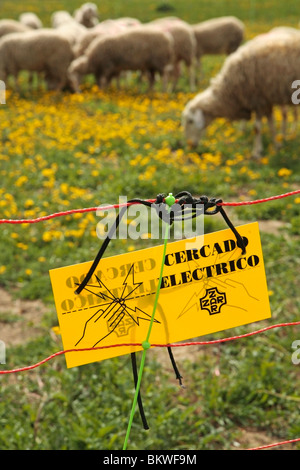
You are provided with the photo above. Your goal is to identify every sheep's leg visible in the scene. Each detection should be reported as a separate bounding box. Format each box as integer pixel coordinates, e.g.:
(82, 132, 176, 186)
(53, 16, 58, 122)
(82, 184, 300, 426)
(147, 70, 156, 93)
(50, 75, 67, 92)
(28, 72, 35, 90)
(195, 56, 202, 86)
(291, 106, 298, 133)
(161, 70, 169, 93)
(14, 75, 22, 94)
(267, 113, 280, 150)
(188, 60, 196, 92)
(281, 105, 287, 139)
(252, 115, 263, 159)
(171, 62, 181, 92)
(161, 65, 172, 93)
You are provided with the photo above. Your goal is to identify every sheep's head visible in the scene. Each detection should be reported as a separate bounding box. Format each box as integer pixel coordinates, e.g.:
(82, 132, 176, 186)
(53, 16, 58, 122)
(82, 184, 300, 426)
(182, 106, 207, 148)
(67, 56, 89, 92)
(82, 3, 99, 27)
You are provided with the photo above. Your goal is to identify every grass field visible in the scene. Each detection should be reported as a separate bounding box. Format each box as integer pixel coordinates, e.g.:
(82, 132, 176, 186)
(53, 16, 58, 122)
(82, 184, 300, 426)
(0, 0, 300, 451)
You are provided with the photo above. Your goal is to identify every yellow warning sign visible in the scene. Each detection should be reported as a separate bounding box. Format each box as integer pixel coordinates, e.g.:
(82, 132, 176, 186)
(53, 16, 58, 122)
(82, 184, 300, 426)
(49, 222, 271, 368)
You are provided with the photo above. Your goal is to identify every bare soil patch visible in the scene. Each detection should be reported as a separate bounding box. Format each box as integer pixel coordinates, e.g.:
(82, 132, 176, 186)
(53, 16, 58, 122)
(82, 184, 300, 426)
(0, 288, 47, 346)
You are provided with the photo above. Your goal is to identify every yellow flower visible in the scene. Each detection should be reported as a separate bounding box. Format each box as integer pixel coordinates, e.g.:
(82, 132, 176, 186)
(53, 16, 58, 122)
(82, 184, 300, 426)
(52, 326, 61, 335)
(42, 232, 52, 242)
(25, 269, 32, 276)
(278, 168, 292, 177)
(38, 256, 46, 262)
(17, 242, 28, 250)
(15, 175, 28, 187)
(0, 266, 6, 274)
(24, 199, 34, 208)
(248, 189, 257, 196)
(295, 197, 300, 204)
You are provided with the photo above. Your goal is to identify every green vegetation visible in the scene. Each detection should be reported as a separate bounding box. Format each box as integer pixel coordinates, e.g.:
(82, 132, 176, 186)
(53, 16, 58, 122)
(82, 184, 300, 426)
(0, 0, 299, 451)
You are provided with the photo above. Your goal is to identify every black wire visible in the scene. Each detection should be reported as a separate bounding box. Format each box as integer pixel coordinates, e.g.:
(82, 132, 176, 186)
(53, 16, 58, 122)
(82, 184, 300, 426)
(75, 193, 245, 295)
(167, 347, 184, 387)
(131, 352, 149, 430)
(218, 206, 246, 254)
(75, 198, 151, 295)
(73, 191, 246, 429)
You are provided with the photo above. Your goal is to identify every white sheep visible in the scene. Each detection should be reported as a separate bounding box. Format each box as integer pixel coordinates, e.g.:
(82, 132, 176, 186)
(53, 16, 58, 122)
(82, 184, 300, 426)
(51, 11, 74, 28)
(19, 12, 43, 29)
(191, 16, 245, 78)
(253, 27, 300, 135)
(112, 17, 141, 27)
(0, 29, 74, 91)
(51, 10, 87, 47)
(269, 26, 300, 36)
(73, 3, 99, 28)
(73, 20, 128, 57)
(148, 17, 197, 91)
(68, 26, 175, 93)
(182, 32, 300, 158)
(0, 19, 31, 38)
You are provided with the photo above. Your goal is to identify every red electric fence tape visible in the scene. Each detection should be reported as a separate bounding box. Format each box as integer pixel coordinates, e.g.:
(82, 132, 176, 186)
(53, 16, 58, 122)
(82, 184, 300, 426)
(0, 189, 299, 224)
(0, 188, 299, 450)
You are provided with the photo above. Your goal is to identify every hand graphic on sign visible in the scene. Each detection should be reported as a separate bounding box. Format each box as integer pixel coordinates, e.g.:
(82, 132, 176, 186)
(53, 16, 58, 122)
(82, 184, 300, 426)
(211, 277, 260, 313)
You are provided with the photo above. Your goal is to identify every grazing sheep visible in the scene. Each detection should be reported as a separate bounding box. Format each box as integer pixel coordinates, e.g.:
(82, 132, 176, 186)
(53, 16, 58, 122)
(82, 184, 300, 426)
(68, 27, 175, 92)
(74, 18, 142, 57)
(57, 22, 87, 47)
(182, 33, 300, 158)
(148, 17, 197, 91)
(19, 12, 43, 29)
(73, 2, 99, 28)
(0, 19, 31, 38)
(51, 10, 87, 46)
(112, 17, 142, 27)
(73, 20, 128, 57)
(0, 29, 74, 91)
(51, 11, 74, 28)
(191, 16, 245, 78)
(269, 25, 300, 36)
(254, 27, 300, 135)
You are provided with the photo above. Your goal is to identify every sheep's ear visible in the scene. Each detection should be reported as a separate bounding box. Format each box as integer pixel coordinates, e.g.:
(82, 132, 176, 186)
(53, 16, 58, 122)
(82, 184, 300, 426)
(194, 109, 205, 129)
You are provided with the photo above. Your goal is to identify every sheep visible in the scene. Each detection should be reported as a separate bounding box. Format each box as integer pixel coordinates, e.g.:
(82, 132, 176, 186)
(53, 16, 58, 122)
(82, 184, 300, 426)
(182, 33, 300, 159)
(0, 19, 31, 38)
(56, 22, 87, 47)
(269, 26, 300, 36)
(254, 27, 300, 135)
(68, 26, 175, 93)
(51, 10, 87, 47)
(148, 17, 197, 91)
(191, 16, 245, 79)
(0, 29, 74, 92)
(51, 11, 74, 28)
(73, 20, 128, 57)
(0, 19, 36, 87)
(73, 2, 99, 28)
(19, 12, 43, 29)
(73, 18, 143, 57)
(112, 17, 141, 27)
